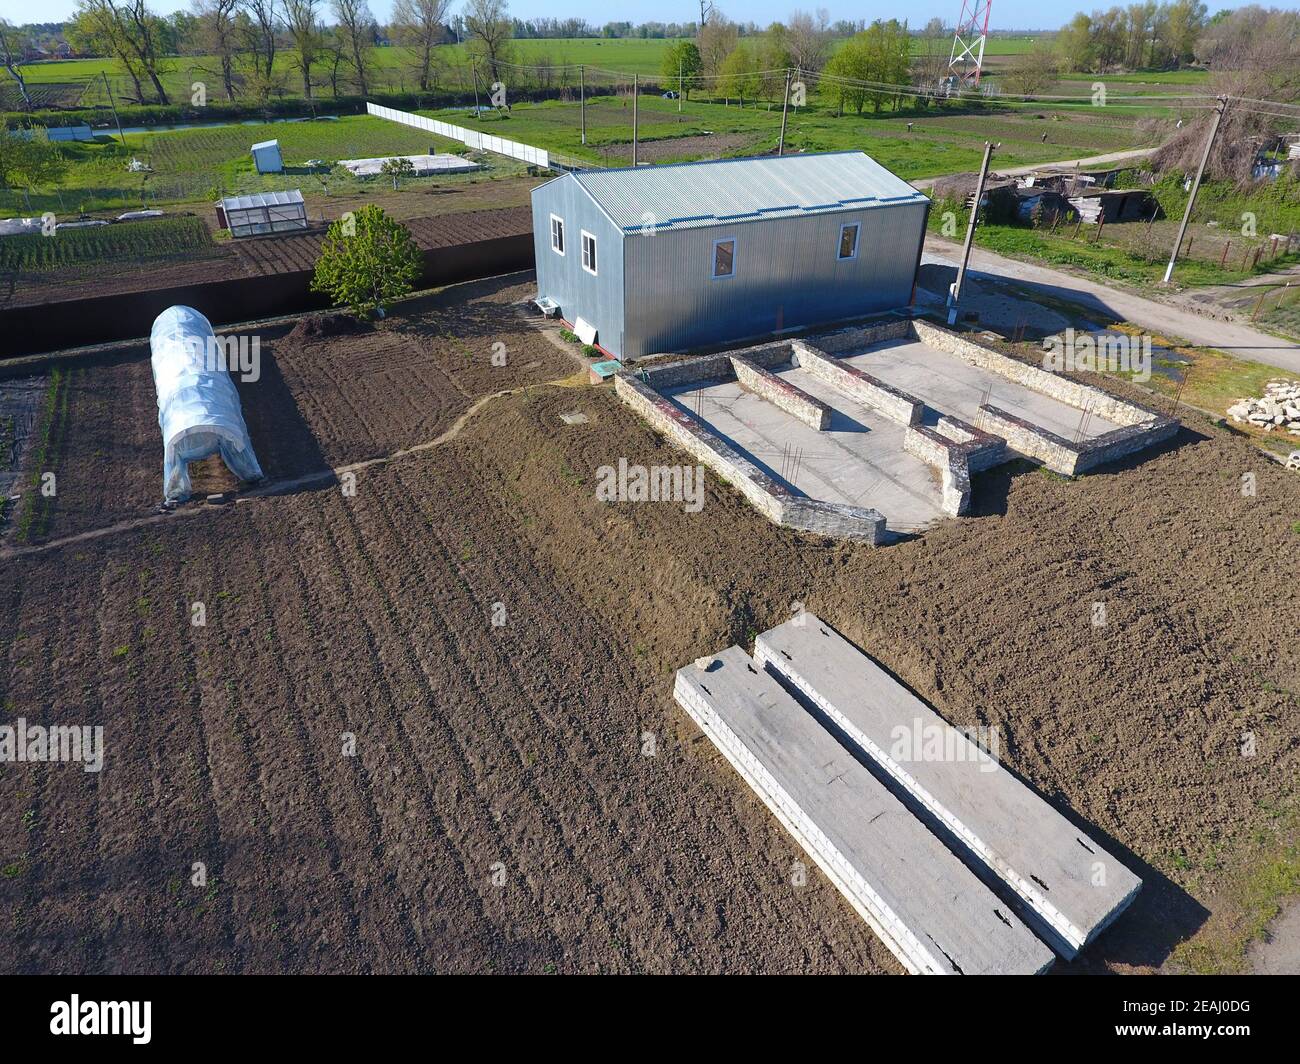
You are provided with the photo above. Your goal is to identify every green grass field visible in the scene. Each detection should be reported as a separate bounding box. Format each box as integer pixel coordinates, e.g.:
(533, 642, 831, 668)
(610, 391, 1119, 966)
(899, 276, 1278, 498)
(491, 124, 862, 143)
(0, 113, 530, 217)
(11, 35, 1056, 106)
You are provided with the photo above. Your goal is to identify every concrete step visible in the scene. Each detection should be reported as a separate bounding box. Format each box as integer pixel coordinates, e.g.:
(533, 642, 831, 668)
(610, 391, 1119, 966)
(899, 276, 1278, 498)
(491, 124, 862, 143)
(754, 614, 1141, 958)
(675, 647, 1055, 975)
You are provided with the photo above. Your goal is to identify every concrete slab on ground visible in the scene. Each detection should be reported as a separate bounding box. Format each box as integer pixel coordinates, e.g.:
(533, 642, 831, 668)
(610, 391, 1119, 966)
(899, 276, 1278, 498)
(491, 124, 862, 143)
(675, 646, 1055, 975)
(663, 368, 948, 533)
(755, 614, 1142, 959)
(839, 338, 1122, 441)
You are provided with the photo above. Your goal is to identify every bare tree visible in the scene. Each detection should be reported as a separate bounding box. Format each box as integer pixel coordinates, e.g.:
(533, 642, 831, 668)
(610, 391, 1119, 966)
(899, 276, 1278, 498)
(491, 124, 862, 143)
(1154, 5, 1300, 183)
(786, 7, 830, 74)
(284, 0, 322, 99)
(697, 14, 737, 81)
(240, 0, 279, 82)
(463, 0, 511, 84)
(75, 0, 171, 104)
(0, 19, 32, 109)
(392, 0, 451, 92)
(193, 0, 241, 101)
(914, 16, 951, 97)
(331, 0, 375, 96)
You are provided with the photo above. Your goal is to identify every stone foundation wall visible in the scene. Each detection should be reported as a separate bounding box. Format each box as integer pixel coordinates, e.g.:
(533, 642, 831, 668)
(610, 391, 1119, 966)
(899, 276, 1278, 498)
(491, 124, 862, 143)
(732, 357, 830, 430)
(793, 342, 922, 426)
(614, 372, 885, 543)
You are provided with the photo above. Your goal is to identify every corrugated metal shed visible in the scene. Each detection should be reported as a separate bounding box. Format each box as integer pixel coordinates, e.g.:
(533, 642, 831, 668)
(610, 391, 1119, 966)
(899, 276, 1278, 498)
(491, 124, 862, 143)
(569, 151, 927, 233)
(531, 151, 929, 361)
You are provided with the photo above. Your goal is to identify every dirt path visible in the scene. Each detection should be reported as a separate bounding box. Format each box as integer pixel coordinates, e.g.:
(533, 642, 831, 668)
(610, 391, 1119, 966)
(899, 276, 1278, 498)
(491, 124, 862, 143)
(923, 235, 1300, 373)
(910, 147, 1157, 191)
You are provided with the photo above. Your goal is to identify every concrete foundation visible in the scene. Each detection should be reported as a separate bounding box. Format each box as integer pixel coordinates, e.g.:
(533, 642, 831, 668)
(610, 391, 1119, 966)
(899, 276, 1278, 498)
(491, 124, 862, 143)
(615, 318, 1177, 539)
(675, 647, 1056, 975)
(755, 614, 1143, 958)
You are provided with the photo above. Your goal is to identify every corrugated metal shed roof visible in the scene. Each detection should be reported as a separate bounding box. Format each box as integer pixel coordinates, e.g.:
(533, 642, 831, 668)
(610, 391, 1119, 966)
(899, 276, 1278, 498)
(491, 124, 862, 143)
(570, 151, 926, 234)
(219, 189, 305, 211)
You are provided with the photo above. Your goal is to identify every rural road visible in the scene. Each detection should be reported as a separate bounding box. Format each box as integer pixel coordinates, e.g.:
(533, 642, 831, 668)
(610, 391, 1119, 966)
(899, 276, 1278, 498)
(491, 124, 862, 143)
(922, 236, 1300, 374)
(910, 147, 1157, 191)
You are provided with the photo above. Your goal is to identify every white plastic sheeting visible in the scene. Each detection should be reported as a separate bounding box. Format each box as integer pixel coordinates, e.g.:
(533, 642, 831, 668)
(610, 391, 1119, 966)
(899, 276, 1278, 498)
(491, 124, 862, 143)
(150, 305, 264, 502)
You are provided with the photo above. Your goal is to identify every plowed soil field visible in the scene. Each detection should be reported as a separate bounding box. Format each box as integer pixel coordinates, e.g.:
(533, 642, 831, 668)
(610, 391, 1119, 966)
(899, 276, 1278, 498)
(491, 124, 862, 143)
(2, 280, 1298, 974)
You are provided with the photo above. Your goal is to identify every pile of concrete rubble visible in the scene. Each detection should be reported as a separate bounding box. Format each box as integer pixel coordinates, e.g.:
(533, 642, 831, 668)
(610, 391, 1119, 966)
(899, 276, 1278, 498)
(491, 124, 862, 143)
(1227, 379, 1300, 435)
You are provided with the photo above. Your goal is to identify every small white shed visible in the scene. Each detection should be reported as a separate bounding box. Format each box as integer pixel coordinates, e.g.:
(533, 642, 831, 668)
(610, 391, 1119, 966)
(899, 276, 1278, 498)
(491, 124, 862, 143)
(251, 139, 284, 174)
(217, 190, 309, 238)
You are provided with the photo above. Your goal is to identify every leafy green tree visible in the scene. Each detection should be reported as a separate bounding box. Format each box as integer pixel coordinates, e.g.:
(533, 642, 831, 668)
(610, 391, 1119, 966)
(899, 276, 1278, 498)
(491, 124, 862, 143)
(380, 156, 416, 190)
(0, 130, 68, 205)
(661, 39, 701, 99)
(719, 45, 758, 107)
(311, 205, 422, 320)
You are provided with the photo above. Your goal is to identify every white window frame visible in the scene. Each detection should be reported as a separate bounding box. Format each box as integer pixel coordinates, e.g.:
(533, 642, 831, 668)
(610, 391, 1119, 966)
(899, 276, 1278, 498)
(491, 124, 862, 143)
(711, 236, 737, 280)
(550, 213, 565, 256)
(580, 229, 598, 276)
(837, 222, 860, 262)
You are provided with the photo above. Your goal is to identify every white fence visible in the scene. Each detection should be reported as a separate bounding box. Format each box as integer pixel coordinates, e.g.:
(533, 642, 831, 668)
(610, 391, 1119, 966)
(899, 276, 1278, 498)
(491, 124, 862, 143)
(367, 102, 550, 169)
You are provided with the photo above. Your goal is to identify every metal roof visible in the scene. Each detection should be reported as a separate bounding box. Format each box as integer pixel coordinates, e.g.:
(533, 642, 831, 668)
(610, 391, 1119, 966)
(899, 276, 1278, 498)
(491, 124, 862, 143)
(569, 151, 926, 234)
(219, 189, 305, 211)
(250, 139, 280, 151)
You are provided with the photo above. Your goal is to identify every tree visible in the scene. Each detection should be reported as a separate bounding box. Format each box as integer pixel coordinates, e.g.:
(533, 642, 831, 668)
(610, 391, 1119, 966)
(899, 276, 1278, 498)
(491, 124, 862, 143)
(786, 7, 830, 74)
(392, 0, 451, 92)
(240, 0, 279, 87)
(660, 38, 701, 99)
(193, 0, 242, 102)
(914, 17, 950, 100)
(331, 0, 375, 96)
(697, 13, 737, 83)
(0, 130, 68, 205)
(283, 0, 322, 100)
(1004, 38, 1060, 96)
(380, 155, 416, 189)
(311, 205, 422, 319)
(463, 0, 512, 84)
(72, 0, 171, 104)
(0, 20, 33, 110)
(719, 45, 757, 106)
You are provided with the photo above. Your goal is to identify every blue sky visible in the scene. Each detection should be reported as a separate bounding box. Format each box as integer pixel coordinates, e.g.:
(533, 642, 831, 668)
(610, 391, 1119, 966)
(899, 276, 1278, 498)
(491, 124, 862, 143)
(1, 0, 1251, 33)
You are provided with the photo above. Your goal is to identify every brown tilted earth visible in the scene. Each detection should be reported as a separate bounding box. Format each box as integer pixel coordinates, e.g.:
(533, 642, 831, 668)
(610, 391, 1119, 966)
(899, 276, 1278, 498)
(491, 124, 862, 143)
(1, 277, 1298, 973)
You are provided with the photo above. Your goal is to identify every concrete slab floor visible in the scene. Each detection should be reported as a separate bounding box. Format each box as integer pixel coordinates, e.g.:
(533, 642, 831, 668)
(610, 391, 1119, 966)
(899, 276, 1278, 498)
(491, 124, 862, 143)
(663, 367, 948, 534)
(841, 339, 1123, 442)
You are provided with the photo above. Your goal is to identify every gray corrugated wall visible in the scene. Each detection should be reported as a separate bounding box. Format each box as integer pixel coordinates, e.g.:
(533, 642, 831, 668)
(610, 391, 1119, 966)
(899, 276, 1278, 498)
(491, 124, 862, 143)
(531, 174, 625, 353)
(621, 201, 928, 359)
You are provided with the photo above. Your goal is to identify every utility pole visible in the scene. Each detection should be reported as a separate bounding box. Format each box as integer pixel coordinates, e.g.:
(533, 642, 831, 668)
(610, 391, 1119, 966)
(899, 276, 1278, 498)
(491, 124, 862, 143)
(1163, 95, 1227, 285)
(471, 60, 481, 118)
(778, 68, 791, 156)
(102, 72, 125, 146)
(580, 65, 586, 145)
(948, 140, 996, 326)
(678, 56, 683, 112)
(632, 73, 639, 167)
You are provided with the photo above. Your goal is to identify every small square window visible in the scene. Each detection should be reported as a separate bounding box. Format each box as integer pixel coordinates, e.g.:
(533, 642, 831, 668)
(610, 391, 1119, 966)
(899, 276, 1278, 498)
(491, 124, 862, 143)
(712, 238, 735, 279)
(838, 223, 860, 261)
(550, 214, 564, 255)
(581, 231, 597, 275)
